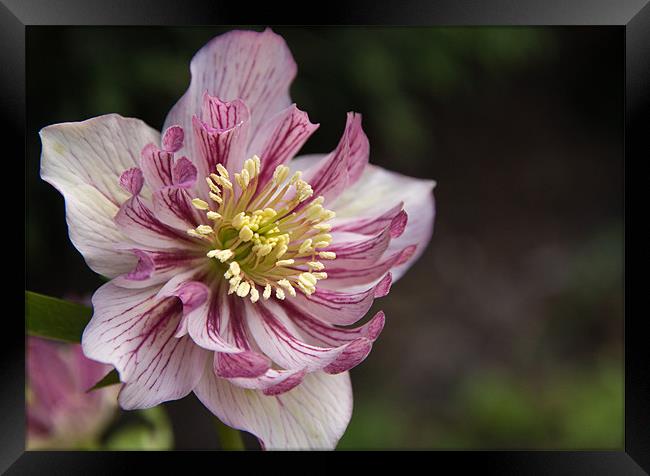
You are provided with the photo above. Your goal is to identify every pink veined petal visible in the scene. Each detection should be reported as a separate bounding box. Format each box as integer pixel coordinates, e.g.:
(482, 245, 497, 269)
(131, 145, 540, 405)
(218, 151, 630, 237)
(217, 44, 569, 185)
(194, 367, 352, 450)
(114, 195, 197, 249)
(327, 226, 394, 270)
(82, 282, 208, 410)
(281, 301, 386, 348)
(339, 112, 369, 184)
(245, 299, 377, 374)
(163, 29, 297, 171)
(119, 167, 144, 196)
(192, 116, 250, 202)
(140, 143, 175, 191)
(249, 104, 319, 187)
(112, 247, 205, 289)
(289, 272, 392, 326)
(171, 156, 198, 188)
(192, 95, 251, 184)
(331, 202, 406, 237)
(162, 125, 185, 153)
(299, 121, 351, 207)
(152, 186, 205, 231)
(291, 111, 369, 193)
(225, 366, 308, 396)
(185, 283, 254, 354)
(40, 114, 160, 277)
(330, 164, 436, 281)
(323, 244, 416, 288)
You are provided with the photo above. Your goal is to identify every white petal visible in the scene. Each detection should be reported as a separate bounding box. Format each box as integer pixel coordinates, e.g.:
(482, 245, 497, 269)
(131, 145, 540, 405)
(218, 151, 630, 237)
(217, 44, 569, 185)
(40, 114, 160, 277)
(82, 282, 207, 409)
(163, 29, 296, 170)
(331, 164, 436, 281)
(194, 367, 352, 450)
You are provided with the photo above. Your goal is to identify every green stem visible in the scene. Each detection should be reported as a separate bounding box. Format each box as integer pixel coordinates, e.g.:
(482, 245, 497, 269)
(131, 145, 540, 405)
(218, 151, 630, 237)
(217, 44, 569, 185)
(214, 418, 245, 450)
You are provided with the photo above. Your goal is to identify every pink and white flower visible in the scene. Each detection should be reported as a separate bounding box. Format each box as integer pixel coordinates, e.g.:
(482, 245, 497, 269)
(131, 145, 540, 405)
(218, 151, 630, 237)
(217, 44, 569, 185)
(27, 337, 118, 449)
(40, 28, 435, 449)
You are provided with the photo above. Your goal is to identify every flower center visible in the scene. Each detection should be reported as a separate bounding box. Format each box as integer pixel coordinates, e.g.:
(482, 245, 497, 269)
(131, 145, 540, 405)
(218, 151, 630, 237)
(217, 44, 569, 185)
(187, 156, 337, 303)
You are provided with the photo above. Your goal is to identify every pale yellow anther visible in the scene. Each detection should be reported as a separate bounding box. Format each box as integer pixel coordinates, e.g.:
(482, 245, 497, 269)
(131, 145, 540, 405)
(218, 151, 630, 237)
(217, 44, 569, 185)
(250, 286, 260, 303)
(276, 259, 295, 267)
(244, 158, 257, 179)
(239, 225, 254, 242)
(209, 192, 223, 204)
(196, 225, 214, 235)
(228, 276, 241, 294)
(299, 239, 313, 254)
(192, 198, 210, 210)
(273, 165, 290, 184)
(290, 171, 302, 184)
(224, 270, 233, 279)
(278, 279, 297, 297)
(231, 212, 247, 229)
(263, 284, 272, 300)
(312, 272, 328, 280)
(256, 244, 273, 257)
(275, 288, 286, 300)
(299, 273, 318, 286)
(306, 204, 324, 220)
(313, 223, 332, 232)
(208, 249, 234, 262)
(216, 164, 229, 179)
(307, 261, 325, 270)
(296, 281, 315, 296)
(319, 251, 336, 260)
(236, 281, 251, 298)
(229, 261, 241, 277)
(187, 229, 210, 240)
(320, 210, 336, 221)
(206, 176, 220, 193)
(207, 211, 222, 220)
(274, 244, 288, 259)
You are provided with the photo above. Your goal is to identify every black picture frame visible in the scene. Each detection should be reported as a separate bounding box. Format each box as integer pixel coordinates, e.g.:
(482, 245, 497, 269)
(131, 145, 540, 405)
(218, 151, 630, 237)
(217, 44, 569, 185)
(6, 0, 648, 473)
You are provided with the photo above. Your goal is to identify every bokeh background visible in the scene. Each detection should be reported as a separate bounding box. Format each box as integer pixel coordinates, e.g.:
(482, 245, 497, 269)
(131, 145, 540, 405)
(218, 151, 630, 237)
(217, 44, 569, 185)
(26, 26, 623, 450)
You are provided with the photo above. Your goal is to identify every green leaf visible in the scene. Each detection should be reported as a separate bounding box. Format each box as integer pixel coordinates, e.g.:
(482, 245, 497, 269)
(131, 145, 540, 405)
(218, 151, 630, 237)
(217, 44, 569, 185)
(87, 369, 121, 393)
(25, 291, 92, 343)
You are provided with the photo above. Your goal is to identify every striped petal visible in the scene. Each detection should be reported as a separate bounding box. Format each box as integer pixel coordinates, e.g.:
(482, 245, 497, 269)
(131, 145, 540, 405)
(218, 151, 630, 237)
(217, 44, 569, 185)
(194, 368, 352, 450)
(40, 114, 160, 277)
(82, 282, 208, 409)
(330, 164, 436, 281)
(164, 29, 296, 173)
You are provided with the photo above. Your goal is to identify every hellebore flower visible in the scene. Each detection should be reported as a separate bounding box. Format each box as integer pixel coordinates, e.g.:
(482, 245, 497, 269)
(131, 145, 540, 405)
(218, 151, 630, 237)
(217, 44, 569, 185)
(27, 337, 118, 449)
(40, 29, 435, 449)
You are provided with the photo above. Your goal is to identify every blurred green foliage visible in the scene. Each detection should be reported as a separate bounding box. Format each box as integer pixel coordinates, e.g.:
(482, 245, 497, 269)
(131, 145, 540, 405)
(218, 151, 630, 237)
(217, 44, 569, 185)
(103, 407, 173, 450)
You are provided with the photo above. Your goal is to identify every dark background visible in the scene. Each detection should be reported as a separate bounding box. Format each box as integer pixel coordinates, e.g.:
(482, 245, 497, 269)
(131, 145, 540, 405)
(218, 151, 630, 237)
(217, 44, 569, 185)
(26, 26, 623, 449)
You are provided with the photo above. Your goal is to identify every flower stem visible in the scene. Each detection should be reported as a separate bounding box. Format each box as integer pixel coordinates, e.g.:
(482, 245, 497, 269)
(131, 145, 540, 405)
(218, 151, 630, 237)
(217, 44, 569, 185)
(214, 418, 245, 450)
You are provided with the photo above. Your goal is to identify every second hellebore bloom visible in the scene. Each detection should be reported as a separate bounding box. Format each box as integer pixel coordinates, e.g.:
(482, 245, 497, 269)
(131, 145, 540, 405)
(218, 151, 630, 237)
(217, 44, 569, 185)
(40, 29, 435, 449)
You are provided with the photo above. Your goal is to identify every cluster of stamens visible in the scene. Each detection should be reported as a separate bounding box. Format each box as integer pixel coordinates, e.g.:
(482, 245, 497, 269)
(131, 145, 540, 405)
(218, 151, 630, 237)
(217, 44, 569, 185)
(187, 155, 337, 303)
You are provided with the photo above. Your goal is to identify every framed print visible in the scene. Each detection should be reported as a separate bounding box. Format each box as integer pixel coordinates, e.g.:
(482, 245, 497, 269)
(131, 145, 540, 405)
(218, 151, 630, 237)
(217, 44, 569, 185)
(4, 0, 649, 473)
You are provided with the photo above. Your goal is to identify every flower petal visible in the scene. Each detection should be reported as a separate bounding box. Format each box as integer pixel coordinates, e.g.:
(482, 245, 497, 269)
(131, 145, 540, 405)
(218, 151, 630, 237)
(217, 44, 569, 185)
(114, 195, 196, 249)
(82, 282, 207, 409)
(194, 368, 352, 450)
(164, 29, 296, 170)
(245, 299, 375, 373)
(112, 247, 205, 289)
(330, 164, 436, 281)
(249, 104, 319, 186)
(290, 273, 392, 326)
(40, 114, 160, 277)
